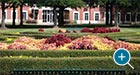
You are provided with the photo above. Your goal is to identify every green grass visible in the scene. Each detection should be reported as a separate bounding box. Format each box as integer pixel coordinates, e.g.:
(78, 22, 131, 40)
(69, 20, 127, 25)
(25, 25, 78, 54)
(1, 26, 140, 43)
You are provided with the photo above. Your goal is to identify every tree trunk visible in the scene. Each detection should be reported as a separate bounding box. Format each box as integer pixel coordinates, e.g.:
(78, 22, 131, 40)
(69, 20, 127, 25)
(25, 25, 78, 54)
(58, 7, 65, 27)
(135, 13, 137, 23)
(53, 7, 58, 28)
(12, 4, 16, 27)
(110, 2, 113, 26)
(1, 1, 7, 29)
(121, 8, 125, 23)
(131, 11, 135, 23)
(19, 4, 23, 27)
(105, 2, 109, 25)
(114, 3, 119, 27)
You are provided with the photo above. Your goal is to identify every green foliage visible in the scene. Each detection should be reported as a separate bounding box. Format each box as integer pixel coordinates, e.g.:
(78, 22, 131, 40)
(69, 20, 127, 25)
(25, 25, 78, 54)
(0, 57, 140, 74)
(118, 0, 131, 7)
(43, 0, 85, 8)
(0, 50, 140, 58)
(0, 0, 9, 2)
(10, 0, 23, 6)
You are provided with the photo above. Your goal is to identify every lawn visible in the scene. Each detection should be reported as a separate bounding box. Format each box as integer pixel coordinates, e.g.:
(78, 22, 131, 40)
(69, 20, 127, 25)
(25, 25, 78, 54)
(0, 26, 140, 43)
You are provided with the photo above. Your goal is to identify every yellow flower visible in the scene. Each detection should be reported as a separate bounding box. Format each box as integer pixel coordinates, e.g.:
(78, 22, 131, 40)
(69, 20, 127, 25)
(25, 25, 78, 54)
(10, 32, 20, 34)
(15, 32, 20, 34)
(6, 37, 13, 42)
(58, 44, 70, 50)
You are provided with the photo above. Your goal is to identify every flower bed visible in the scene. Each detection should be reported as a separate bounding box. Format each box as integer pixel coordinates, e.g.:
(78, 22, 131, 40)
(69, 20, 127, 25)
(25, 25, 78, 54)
(0, 34, 140, 50)
(80, 27, 120, 33)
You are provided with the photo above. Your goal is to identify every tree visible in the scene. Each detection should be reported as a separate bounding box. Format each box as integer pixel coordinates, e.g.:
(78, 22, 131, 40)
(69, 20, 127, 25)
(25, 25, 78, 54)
(0, 0, 9, 29)
(88, 0, 136, 26)
(19, 0, 24, 27)
(18, 0, 39, 27)
(10, 0, 21, 27)
(10, 0, 39, 27)
(43, 0, 85, 27)
(128, 0, 140, 23)
(19, 0, 37, 27)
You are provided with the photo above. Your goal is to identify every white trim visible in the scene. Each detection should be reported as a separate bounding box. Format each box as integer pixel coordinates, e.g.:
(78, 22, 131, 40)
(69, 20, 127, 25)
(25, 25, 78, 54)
(31, 6, 39, 10)
(65, 7, 72, 11)
(0, 10, 1, 19)
(73, 11, 79, 21)
(4, 10, 7, 20)
(22, 10, 28, 20)
(41, 7, 53, 10)
(104, 12, 106, 21)
(94, 12, 100, 21)
(83, 11, 89, 21)
(11, 10, 18, 20)
(125, 12, 131, 22)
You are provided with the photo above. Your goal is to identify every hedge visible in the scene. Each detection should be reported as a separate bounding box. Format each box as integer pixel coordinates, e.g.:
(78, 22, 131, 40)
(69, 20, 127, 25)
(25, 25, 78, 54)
(0, 50, 140, 58)
(0, 57, 140, 74)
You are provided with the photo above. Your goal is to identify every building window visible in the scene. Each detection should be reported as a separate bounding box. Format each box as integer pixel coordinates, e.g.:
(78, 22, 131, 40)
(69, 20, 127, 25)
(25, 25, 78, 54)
(125, 13, 131, 22)
(74, 13, 78, 20)
(42, 10, 47, 22)
(64, 10, 69, 20)
(32, 9, 38, 20)
(22, 12, 27, 20)
(84, 12, 89, 20)
(42, 10, 53, 23)
(50, 13, 53, 22)
(94, 12, 100, 21)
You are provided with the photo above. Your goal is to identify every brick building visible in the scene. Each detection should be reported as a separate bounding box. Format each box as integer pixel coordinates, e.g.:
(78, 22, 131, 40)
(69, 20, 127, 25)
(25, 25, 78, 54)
(0, 5, 140, 25)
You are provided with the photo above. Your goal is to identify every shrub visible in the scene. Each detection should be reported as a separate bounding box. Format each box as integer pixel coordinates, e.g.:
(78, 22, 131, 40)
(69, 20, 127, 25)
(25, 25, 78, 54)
(0, 57, 140, 74)
(0, 50, 140, 58)
(80, 28, 91, 33)
(81, 27, 120, 33)
(38, 28, 44, 32)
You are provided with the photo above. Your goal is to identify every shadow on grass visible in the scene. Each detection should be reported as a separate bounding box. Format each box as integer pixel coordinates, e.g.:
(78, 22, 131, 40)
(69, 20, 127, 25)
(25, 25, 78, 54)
(5, 24, 111, 28)
(5, 25, 53, 29)
(3, 24, 140, 29)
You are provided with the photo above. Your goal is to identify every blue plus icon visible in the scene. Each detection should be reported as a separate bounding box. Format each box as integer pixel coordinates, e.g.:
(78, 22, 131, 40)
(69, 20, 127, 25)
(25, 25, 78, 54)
(113, 48, 134, 69)
(118, 53, 126, 61)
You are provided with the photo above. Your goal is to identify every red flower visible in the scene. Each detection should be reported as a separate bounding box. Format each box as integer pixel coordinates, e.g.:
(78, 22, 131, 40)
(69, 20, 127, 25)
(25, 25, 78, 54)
(38, 28, 44, 32)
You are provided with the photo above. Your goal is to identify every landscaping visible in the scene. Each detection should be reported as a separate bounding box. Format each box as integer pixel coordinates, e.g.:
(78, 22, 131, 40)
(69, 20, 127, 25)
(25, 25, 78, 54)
(0, 26, 140, 74)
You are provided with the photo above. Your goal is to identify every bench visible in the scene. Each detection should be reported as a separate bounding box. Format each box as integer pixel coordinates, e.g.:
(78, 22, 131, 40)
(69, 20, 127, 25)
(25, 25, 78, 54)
(12, 69, 126, 75)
